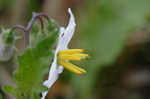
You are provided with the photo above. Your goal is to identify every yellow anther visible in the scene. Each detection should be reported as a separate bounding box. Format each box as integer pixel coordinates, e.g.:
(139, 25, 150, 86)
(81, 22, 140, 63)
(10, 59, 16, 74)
(57, 49, 88, 74)
(58, 54, 88, 61)
(73, 54, 88, 58)
(59, 49, 84, 55)
(59, 61, 86, 74)
(58, 55, 82, 61)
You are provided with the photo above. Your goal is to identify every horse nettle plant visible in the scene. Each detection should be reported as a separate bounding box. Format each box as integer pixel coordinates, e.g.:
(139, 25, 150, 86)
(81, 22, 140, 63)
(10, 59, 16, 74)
(1, 8, 88, 99)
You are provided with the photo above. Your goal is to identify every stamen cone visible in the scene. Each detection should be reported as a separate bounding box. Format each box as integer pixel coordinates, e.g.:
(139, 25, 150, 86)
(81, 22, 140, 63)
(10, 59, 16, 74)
(58, 53, 88, 61)
(59, 60, 86, 74)
(59, 49, 84, 55)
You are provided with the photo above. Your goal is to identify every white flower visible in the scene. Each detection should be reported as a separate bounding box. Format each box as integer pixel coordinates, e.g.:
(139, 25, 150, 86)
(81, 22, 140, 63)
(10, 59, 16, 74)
(41, 8, 88, 99)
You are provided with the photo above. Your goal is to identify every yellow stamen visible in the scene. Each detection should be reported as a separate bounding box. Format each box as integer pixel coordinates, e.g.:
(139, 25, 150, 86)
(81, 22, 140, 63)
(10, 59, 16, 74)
(59, 55, 82, 60)
(57, 49, 88, 74)
(73, 54, 88, 58)
(58, 54, 88, 61)
(59, 60, 86, 74)
(59, 49, 84, 55)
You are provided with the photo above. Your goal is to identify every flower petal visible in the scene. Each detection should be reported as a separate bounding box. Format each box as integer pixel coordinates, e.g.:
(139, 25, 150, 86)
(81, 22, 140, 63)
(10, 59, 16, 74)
(41, 8, 76, 99)
(57, 8, 76, 49)
(41, 91, 48, 99)
(63, 8, 76, 46)
(43, 58, 59, 88)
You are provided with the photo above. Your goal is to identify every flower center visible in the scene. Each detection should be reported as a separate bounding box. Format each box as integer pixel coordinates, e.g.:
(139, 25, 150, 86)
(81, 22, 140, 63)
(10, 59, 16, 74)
(57, 49, 88, 74)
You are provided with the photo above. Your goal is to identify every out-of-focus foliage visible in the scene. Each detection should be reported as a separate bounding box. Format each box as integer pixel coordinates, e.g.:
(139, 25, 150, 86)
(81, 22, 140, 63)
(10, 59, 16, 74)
(0, 0, 13, 8)
(71, 0, 150, 99)
(3, 19, 59, 99)
(0, 94, 2, 99)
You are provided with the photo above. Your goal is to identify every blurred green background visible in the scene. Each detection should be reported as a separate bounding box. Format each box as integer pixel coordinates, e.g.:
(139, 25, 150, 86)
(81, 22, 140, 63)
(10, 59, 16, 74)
(0, 0, 150, 99)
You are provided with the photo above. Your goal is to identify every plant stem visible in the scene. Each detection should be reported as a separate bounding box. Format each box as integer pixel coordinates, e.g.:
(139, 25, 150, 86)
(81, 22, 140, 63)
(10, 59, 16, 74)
(11, 13, 50, 48)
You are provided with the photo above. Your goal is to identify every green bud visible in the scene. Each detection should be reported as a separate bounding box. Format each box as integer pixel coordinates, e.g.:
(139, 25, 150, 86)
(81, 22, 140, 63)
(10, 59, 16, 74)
(0, 29, 15, 61)
(1, 29, 14, 45)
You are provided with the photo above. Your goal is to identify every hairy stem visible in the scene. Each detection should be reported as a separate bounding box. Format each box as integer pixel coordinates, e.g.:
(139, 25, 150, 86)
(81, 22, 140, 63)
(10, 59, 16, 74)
(11, 13, 50, 48)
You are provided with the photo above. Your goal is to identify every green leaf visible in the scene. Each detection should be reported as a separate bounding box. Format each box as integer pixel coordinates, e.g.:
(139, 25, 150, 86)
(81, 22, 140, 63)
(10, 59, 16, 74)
(0, 94, 2, 99)
(4, 19, 59, 99)
(2, 85, 17, 96)
(0, 29, 15, 45)
(14, 32, 58, 99)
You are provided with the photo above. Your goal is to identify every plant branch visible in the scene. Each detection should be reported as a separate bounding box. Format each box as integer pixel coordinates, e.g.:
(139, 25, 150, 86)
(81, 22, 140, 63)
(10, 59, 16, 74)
(11, 13, 50, 48)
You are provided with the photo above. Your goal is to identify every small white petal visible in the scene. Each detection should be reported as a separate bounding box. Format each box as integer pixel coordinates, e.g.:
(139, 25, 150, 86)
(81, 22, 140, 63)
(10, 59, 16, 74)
(64, 8, 76, 46)
(41, 8, 76, 99)
(57, 8, 76, 49)
(43, 55, 59, 88)
(57, 27, 66, 50)
(58, 27, 65, 39)
(58, 66, 64, 73)
(42, 56, 59, 99)
(41, 91, 48, 99)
